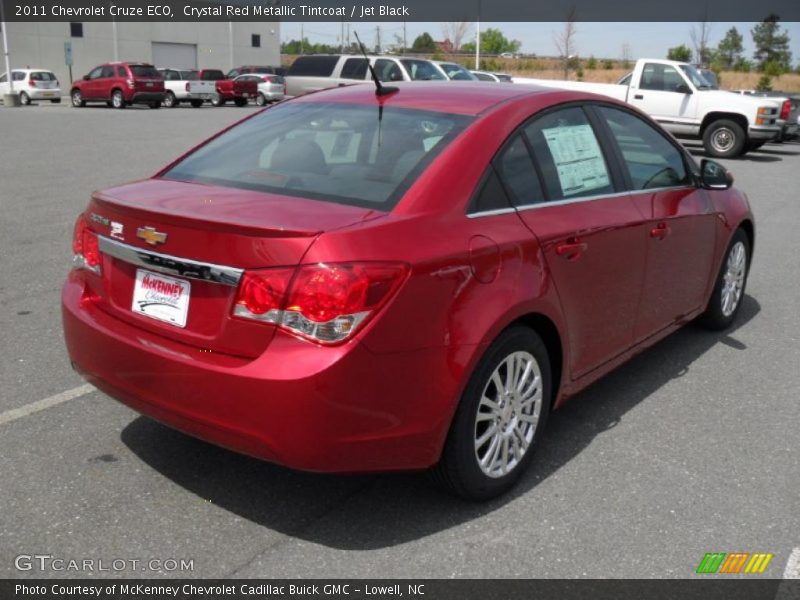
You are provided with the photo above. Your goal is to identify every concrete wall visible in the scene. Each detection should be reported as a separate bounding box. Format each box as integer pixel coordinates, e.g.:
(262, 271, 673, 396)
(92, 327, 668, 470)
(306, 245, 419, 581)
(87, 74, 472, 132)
(2, 21, 280, 90)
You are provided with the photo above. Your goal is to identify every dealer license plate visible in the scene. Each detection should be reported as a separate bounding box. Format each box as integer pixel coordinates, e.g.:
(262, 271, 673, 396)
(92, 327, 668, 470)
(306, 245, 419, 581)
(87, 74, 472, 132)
(131, 269, 190, 328)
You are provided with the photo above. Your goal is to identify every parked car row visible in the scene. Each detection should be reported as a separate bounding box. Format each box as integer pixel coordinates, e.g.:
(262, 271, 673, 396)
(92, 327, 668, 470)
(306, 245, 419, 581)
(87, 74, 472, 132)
(57, 61, 287, 109)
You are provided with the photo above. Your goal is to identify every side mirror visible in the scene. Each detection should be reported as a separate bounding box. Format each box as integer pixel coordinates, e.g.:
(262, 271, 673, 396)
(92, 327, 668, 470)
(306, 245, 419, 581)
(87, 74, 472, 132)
(82, 74, 90, 81)
(700, 159, 733, 190)
(676, 83, 692, 94)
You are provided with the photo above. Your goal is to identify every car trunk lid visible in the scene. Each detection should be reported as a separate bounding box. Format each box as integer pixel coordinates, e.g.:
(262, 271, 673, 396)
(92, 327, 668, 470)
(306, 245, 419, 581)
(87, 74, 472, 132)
(82, 178, 383, 358)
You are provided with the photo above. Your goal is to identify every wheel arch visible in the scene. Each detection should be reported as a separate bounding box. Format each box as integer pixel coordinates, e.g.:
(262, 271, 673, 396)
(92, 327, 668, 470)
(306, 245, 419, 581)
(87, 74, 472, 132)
(512, 312, 564, 409)
(737, 218, 755, 257)
(700, 112, 749, 136)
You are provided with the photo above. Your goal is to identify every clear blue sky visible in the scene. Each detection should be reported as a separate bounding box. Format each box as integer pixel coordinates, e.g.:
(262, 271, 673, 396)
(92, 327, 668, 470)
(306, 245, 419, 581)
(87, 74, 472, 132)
(283, 21, 800, 64)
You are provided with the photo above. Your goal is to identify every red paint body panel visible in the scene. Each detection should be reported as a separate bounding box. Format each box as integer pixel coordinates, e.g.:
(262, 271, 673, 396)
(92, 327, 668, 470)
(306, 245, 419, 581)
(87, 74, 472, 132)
(62, 82, 755, 472)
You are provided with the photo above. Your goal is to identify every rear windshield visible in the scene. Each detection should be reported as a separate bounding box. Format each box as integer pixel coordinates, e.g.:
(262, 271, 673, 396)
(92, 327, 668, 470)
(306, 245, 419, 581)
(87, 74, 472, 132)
(31, 71, 56, 81)
(162, 102, 472, 210)
(181, 70, 199, 79)
(268, 75, 285, 84)
(129, 65, 160, 78)
(400, 59, 446, 81)
(201, 70, 224, 81)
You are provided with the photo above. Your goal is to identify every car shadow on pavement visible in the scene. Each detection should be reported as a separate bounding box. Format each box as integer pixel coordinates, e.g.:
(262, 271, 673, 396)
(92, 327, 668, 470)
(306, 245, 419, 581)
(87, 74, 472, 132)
(121, 295, 760, 551)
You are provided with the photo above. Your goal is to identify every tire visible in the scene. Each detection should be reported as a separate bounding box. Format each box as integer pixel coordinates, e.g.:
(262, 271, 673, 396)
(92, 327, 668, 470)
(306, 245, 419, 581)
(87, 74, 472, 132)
(699, 228, 750, 330)
(50, 98, 62, 104)
(19, 92, 31, 106)
(148, 101, 161, 109)
(234, 97, 248, 107)
(255, 93, 267, 107)
(703, 119, 745, 158)
(111, 89, 126, 109)
(163, 91, 177, 108)
(210, 94, 224, 107)
(431, 326, 552, 500)
(190, 99, 203, 108)
(71, 89, 85, 107)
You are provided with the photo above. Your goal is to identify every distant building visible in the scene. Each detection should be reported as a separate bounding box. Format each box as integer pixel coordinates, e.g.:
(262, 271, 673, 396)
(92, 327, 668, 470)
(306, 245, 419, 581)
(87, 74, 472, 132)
(434, 39, 454, 54)
(0, 21, 280, 86)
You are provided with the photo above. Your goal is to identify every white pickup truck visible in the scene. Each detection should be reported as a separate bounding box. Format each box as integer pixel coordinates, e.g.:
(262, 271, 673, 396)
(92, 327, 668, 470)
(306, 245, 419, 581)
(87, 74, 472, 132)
(516, 59, 786, 157)
(157, 68, 217, 108)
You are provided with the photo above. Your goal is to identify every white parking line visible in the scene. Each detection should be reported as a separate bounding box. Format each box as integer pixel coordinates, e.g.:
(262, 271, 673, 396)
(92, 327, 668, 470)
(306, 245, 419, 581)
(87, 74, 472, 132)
(785, 548, 800, 579)
(0, 384, 95, 426)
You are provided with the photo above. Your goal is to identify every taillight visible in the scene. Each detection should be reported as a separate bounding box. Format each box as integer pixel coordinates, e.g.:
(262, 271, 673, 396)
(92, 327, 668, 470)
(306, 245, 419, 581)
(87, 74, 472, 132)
(283, 83, 287, 95)
(781, 100, 791, 121)
(233, 262, 408, 343)
(185, 82, 191, 91)
(72, 215, 101, 275)
(28, 78, 37, 88)
(126, 79, 135, 89)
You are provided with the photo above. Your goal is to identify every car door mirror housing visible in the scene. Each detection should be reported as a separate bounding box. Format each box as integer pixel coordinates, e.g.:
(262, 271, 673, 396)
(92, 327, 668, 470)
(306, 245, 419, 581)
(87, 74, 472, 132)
(676, 83, 692, 94)
(83, 74, 90, 81)
(700, 159, 733, 189)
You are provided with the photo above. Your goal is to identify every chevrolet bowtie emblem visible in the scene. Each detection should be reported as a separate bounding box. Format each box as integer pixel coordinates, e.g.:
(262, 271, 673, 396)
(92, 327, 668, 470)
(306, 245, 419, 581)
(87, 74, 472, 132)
(136, 226, 167, 246)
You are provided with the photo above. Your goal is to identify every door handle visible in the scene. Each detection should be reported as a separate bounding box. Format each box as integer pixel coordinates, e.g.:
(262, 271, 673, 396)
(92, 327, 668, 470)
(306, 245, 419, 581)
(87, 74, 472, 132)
(634, 94, 644, 100)
(555, 239, 588, 261)
(650, 223, 671, 239)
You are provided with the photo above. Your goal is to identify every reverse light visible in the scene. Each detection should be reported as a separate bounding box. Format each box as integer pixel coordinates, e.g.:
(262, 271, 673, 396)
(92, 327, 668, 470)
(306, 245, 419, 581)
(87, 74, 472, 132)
(71, 215, 101, 275)
(233, 262, 409, 343)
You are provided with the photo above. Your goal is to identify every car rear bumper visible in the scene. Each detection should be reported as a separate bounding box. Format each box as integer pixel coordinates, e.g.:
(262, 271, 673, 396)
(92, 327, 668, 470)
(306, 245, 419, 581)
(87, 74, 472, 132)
(62, 271, 462, 473)
(130, 91, 166, 103)
(27, 88, 62, 100)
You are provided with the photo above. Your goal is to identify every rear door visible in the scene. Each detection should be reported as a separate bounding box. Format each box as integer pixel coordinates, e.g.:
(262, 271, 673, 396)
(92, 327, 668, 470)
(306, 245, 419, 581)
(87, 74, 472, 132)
(500, 106, 649, 379)
(592, 104, 717, 340)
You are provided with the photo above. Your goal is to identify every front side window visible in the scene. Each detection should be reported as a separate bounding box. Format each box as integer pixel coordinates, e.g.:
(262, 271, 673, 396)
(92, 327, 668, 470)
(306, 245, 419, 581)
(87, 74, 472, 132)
(162, 102, 472, 210)
(375, 59, 403, 82)
(597, 106, 690, 190)
(88, 67, 103, 80)
(100, 66, 115, 78)
(640, 63, 687, 93)
(400, 59, 446, 81)
(524, 107, 613, 200)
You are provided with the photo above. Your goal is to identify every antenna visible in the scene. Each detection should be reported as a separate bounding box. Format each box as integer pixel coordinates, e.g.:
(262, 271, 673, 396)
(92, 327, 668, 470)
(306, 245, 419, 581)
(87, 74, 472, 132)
(353, 31, 398, 97)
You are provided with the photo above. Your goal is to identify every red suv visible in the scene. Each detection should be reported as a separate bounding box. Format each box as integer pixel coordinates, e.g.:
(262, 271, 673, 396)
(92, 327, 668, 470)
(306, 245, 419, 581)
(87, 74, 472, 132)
(71, 62, 165, 109)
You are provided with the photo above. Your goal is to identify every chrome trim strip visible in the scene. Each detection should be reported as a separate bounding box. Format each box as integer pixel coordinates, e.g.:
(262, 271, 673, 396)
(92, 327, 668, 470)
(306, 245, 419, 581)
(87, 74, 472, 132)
(467, 207, 517, 219)
(98, 236, 243, 287)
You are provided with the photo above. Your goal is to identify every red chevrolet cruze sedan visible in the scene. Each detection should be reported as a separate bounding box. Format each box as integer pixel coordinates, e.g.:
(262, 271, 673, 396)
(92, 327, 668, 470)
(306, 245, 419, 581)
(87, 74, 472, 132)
(62, 82, 754, 499)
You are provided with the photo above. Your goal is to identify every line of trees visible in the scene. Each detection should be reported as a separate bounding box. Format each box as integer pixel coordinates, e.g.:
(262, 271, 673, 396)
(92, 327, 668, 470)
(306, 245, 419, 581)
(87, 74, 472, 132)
(666, 15, 793, 75)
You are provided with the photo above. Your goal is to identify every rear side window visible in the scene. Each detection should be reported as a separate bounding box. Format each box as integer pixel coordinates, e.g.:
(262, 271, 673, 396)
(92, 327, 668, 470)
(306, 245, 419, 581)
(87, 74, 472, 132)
(470, 167, 512, 214)
(597, 106, 690, 190)
(116, 66, 126, 77)
(130, 65, 159, 78)
(287, 56, 339, 77)
(523, 107, 613, 200)
(340, 58, 368, 80)
(439, 63, 475, 81)
(162, 102, 472, 210)
(495, 135, 544, 206)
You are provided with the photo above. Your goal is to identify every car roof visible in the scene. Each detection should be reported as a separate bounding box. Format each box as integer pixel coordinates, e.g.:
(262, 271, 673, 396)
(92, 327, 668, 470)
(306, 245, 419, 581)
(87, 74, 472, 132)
(293, 81, 579, 116)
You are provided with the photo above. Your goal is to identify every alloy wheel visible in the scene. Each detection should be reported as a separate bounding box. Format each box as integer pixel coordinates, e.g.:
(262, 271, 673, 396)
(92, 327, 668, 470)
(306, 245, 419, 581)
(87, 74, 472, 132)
(721, 241, 746, 317)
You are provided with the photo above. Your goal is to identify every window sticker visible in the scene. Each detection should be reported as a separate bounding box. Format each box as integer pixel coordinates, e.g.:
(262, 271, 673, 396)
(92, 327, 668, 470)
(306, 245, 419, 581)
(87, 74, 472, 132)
(542, 124, 610, 197)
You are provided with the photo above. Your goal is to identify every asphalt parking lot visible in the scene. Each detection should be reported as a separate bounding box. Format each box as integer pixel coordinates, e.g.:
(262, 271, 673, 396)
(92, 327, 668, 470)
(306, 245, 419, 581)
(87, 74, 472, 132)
(0, 102, 798, 579)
